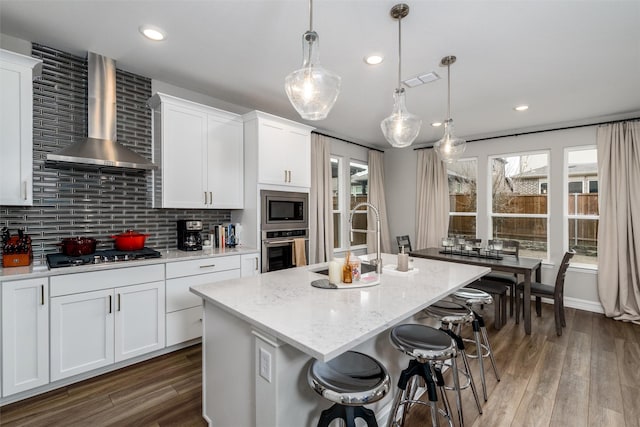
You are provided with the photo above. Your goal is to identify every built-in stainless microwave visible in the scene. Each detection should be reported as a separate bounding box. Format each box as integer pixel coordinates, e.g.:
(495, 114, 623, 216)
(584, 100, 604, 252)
(261, 190, 308, 231)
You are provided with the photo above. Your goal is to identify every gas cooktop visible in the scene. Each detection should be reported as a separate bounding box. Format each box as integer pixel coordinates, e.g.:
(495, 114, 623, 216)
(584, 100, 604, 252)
(46, 247, 162, 269)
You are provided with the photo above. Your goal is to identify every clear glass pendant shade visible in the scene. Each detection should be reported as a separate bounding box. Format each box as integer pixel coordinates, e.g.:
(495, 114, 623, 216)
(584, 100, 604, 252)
(380, 88, 422, 148)
(434, 119, 466, 163)
(285, 31, 341, 121)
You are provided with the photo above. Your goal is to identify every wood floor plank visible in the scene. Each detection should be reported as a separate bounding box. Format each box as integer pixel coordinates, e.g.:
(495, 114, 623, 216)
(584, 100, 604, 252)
(511, 340, 566, 426)
(620, 384, 640, 427)
(549, 372, 589, 427)
(615, 338, 640, 388)
(589, 349, 624, 415)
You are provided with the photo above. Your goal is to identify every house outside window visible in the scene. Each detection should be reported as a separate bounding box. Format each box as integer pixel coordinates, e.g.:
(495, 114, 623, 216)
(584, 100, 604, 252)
(447, 158, 477, 239)
(490, 151, 549, 259)
(331, 157, 342, 249)
(566, 147, 598, 267)
(349, 161, 368, 247)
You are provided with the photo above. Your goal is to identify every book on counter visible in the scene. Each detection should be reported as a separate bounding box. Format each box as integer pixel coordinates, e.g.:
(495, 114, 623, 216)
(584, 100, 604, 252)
(213, 223, 238, 248)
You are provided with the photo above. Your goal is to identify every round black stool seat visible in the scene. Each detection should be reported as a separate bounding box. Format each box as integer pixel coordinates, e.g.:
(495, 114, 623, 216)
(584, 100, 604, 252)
(390, 324, 456, 362)
(424, 300, 474, 324)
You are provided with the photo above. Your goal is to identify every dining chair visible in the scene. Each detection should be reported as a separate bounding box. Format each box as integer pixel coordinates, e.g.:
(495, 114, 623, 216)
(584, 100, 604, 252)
(515, 250, 575, 336)
(396, 235, 412, 252)
(479, 239, 520, 317)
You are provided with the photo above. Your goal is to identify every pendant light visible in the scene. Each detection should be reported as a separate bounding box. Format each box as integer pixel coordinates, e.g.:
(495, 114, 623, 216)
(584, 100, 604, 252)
(434, 55, 466, 163)
(285, 0, 341, 121)
(380, 3, 421, 148)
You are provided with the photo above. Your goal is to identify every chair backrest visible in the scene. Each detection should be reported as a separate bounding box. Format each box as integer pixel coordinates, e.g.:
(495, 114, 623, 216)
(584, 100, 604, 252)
(553, 250, 575, 299)
(396, 235, 412, 252)
(489, 239, 519, 257)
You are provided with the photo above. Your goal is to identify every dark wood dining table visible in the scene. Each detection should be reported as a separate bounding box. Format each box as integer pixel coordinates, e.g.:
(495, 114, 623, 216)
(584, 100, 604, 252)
(409, 247, 542, 335)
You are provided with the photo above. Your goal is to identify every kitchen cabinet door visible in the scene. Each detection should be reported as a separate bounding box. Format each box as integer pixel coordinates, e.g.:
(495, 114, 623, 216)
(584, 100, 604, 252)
(241, 253, 260, 277)
(0, 50, 41, 206)
(253, 113, 312, 189)
(114, 281, 165, 362)
(158, 101, 208, 208)
(50, 289, 115, 381)
(149, 93, 244, 209)
(207, 113, 243, 208)
(1, 278, 49, 396)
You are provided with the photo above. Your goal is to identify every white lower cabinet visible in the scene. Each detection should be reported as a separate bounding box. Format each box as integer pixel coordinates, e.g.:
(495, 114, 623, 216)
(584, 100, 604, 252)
(49, 265, 165, 381)
(165, 255, 245, 346)
(1, 278, 49, 396)
(241, 253, 260, 277)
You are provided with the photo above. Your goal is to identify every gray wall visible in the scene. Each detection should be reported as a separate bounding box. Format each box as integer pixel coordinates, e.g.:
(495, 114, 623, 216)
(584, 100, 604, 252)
(0, 44, 231, 266)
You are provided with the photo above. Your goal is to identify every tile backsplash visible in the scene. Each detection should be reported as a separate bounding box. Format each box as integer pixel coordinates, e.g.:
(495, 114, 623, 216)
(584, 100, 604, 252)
(0, 44, 231, 265)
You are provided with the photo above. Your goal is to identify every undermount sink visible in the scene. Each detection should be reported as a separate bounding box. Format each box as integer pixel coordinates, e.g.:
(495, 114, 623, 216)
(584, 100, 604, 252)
(313, 262, 377, 276)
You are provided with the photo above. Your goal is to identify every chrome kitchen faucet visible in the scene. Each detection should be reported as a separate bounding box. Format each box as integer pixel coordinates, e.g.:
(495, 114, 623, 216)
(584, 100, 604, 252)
(349, 202, 382, 274)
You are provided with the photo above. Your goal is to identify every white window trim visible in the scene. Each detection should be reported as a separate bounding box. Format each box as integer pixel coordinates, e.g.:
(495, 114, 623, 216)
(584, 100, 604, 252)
(563, 145, 598, 269)
(331, 156, 344, 251)
(348, 159, 369, 251)
(488, 150, 550, 261)
(448, 156, 478, 237)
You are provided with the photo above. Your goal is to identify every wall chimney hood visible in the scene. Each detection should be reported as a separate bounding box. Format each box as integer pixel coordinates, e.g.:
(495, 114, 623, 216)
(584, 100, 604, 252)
(46, 52, 156, 171)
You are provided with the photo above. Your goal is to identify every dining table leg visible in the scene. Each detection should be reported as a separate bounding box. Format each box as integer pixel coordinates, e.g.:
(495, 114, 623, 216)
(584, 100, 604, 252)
(523, 270, 532, 334)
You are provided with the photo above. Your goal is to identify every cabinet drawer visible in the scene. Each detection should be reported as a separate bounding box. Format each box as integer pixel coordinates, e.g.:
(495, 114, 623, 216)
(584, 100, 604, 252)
(166, 269, 240, 312)
(50, 264, 164, 297)
(166, 306, 202, 346)
(166, 255, 240, 279)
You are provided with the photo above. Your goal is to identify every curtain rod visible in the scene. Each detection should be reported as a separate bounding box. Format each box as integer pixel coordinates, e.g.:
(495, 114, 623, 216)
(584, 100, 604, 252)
(413, 116, 640, 151)
(312, 131, 384, 153)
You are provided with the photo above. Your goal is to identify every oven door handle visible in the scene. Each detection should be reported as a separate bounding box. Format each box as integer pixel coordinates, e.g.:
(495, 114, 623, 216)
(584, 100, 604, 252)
(263, 238, 308, 246)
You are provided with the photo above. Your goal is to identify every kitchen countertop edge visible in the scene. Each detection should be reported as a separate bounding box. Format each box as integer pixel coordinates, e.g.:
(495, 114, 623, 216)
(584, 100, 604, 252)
(0, 246, 259, 281)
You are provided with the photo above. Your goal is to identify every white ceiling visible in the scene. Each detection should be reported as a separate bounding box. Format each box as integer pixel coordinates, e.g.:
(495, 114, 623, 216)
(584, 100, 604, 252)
(1, 0, 639, 149)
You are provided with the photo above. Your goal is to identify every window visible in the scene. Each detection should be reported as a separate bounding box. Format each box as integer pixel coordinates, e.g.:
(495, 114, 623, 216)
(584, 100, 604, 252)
(349, 161, 368, 247)
(331, 157, 342, 249)
(490, 152, 549, 259)
(566, 147, 598, 266)
(331, 157, 368, 250)
(447, 158, 477, 239)
(568, 181, 583, 194)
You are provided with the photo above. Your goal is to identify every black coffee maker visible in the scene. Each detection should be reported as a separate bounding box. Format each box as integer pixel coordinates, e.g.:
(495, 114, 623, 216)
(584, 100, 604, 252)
(177, 220, 203, 251)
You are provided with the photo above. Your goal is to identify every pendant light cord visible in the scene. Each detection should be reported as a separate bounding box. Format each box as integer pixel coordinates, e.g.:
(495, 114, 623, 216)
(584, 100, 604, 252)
(309, 0, 313, 31)
(397, 14, 402, 90)
(447, 63, 451, 121)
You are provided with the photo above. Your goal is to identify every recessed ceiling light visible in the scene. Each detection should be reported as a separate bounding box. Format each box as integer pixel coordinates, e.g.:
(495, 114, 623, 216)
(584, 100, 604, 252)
(139, 25, 166, 41)
(514, 105, 529, 111)
(431, 122, 443, 127)
(364, 55, 383, 65)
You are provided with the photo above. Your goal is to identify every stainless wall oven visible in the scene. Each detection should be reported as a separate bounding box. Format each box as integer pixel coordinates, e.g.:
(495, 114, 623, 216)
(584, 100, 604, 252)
(260, 190, 309, 272)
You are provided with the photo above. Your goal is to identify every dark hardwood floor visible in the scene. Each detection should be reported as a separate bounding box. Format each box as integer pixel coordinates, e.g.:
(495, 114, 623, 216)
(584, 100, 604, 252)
(1, 301, 639, 426)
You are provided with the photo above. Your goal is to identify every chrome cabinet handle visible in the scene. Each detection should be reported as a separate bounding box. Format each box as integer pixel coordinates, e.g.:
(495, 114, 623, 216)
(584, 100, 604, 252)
(255, 257, 259, 271)
(23, 181, 28, 201)
(41, 285, 45, 305)
(199, 264, 216, 269)
(204, 191, 208, 205)
(209, 192, 213, 205)
(118, 293, 121, 311)
(108, 295, 112, 314)
(284, 170, 288, 182)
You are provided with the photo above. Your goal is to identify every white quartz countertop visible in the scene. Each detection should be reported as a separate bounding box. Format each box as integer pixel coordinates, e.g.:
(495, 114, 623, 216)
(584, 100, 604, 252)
(190, 253, 490, 362)
(0, 246, 258, 281)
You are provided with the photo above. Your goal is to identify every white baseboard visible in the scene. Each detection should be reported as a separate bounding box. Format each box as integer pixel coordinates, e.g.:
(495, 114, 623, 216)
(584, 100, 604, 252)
(537, 296, 604, 314)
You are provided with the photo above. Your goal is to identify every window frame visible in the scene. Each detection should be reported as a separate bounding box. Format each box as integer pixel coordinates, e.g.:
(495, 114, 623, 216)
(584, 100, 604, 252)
(331, 156, 343, 251)
(488, 150, 551, 261)
(348, 159, 369, 251)
(563, 145, 599, 269)
(447, 157, 478, 239)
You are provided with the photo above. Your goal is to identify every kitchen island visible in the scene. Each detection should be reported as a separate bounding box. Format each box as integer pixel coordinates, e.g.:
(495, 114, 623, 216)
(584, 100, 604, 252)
(190, 253, 489, 427)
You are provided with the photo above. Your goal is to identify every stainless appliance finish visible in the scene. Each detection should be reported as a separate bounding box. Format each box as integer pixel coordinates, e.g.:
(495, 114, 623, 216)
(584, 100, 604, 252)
(261, 190, 308, 231)
(261, 228, 309, 272)
(46, 52, 156, 170)
(349, 202, 382, 274)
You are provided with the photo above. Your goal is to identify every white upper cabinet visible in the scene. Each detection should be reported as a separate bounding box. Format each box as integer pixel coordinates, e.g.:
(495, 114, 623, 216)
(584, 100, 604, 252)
(0, 49, 41, 206)
(243, 111, 313, 189)
(148, 93, 243, 209)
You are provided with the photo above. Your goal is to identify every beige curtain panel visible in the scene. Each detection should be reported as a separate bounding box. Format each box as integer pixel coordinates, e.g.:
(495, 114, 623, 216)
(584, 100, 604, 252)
(309, 133, 334, 264)
(415, 149, 450, 250)
(597, 120, 640, 324)
(367, 150, 392, 254)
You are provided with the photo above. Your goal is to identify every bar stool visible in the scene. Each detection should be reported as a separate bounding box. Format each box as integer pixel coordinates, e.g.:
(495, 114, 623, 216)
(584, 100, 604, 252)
(387, 323, 457, 427)
(308, 350, 391, 427)
(451, 288, 501, 401)
(422, 301, 483, 424)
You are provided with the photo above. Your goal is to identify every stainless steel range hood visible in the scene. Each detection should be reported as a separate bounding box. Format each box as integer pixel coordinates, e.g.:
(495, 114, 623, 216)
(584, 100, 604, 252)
(46, 52, 156, 171)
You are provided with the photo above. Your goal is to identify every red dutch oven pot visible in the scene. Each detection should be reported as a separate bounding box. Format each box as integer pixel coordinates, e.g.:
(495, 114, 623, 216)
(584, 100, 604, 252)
(56, 237, 98, 256)
(110, 230, 150, 251)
